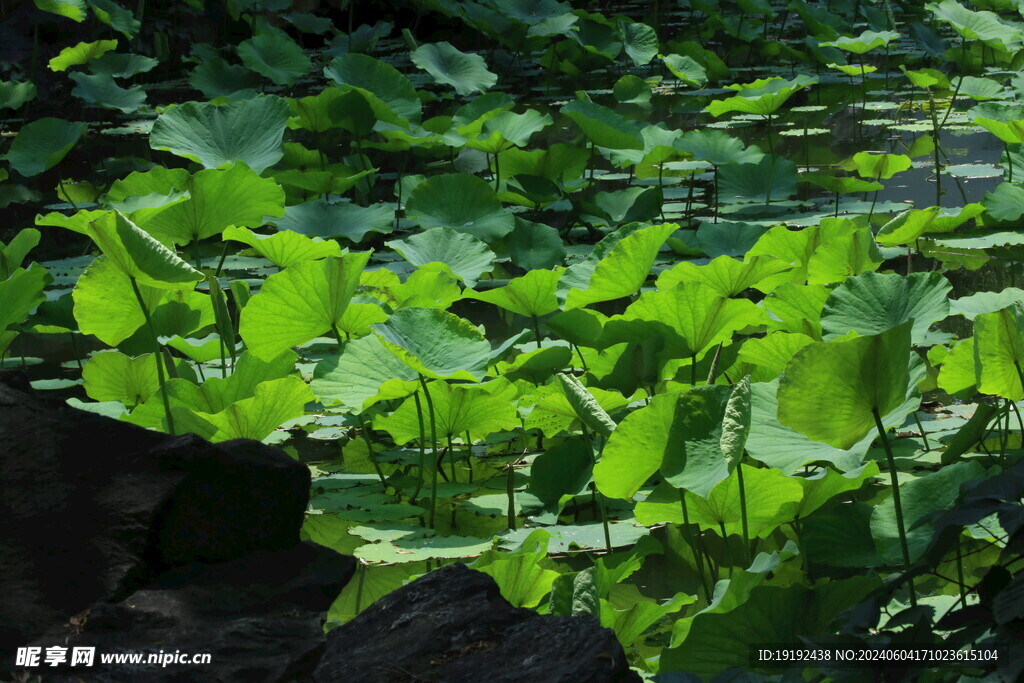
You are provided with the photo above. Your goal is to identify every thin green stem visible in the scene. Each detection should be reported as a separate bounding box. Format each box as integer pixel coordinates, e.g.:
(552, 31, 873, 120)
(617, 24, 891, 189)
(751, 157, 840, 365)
(506, 460, 516, 531)
(736, 463, 751, 567)
(129, 276, 175, 435)
(411, 390, 427, 502)
(532, 315, 543, 350)
(912, 411, 931, 452)
(357, 413, 388, 491)
(419, 375, 440, 529)
(873, 407, 916, 608)
(680, 490, 712, 602)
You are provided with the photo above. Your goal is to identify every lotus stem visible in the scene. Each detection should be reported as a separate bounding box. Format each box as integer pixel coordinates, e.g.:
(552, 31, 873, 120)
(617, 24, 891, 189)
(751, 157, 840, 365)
(873, 407, 916, 608)
(506, 459, 516, 531)
(129, 276, 175, 435)
(680, 490, 712, 602)
(736, 463, 751, 566)
(357, 413, 388, 492)
(912, 411, 931, 451)
(532, 315, 543, 350)
(446, 434, 457, 483)
(419, 375, 440, 529)
(581, 424, 612, 553)
(411, 390, 427, 503)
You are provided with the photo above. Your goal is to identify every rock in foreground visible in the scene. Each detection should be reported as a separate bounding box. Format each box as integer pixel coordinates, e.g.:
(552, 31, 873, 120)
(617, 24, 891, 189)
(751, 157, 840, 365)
(315, 563, 639, 683)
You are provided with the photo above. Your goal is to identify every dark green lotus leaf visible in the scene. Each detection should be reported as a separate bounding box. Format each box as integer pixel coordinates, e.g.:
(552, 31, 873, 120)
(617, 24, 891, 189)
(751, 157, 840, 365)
(237, 26, 311, 86)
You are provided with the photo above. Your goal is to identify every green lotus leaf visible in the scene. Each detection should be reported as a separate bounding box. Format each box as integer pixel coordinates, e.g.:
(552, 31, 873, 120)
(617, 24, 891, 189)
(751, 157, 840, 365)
(88, 0, 140, 37)
(0, 81, 38, 111)
(237, 26, 311, 86)
(150, 96, 290, 173)
(411, 42, 497, 96)
(5, 118, 87, 177)
(72, 256, 164, 345)
(849, 151, 912, 179)
(0, 264, 51, 355)
(657, 255, 790, 297)
(68, 72, 145, 113)
(561, 99, 643, 150)
(188, 57, 262, 99)
(871, 461, 987, 564)
(186, 375, 314, 443)
(223, 226, 341, 268)
(820, 271, 952, 344)
(820, 29, 899, 54)
(371, 307, 491, 381)
(165, 334, 226, 364)
(312, 334, 420, 412)
(544, 308, 607, 349)
(556, 372, 617, 438)
(0, 228, 41, 279)
(717, 155, 797, 202)
(89, 211, 204, 288)
(926, 0, 1021, 51)
(131, 164, 285, 246)
(588, 187, 661, 227)
(387, 227, 495, 287)
(35, 0, 87, 21)
(620, 20, 658, 66)
(474, 530, 559, 608)
(801, 172, 883, 195)
(271, 199, 394, 244)
(324, 53, 422, 126)
(937, 338, 977, 396)
(736, 332, 814, 381)
(559, 223, 676, 309)
(524, 382, 630, 437)
(983, 182, 1024, 221)
(288, 88, 375, 135)
(375, 378, 519, 443)
(876, 204, 984, 246)
(505, 218, 565, 270)
(778, 320, 919, 450)
(956, 75, 1006, 101)
(240, 252, 370, 360)
(81, 350, 158, 407)
(521, 440, 592, 518)
(706, 75, 818, 118)
(465, 110, 553, 153)
(49, 39, 117, 71)
(676, 130, 762, 166)
(493, 0, 571, 25)
(662, 53, 708, 86)
(464, 268, 562, 318)
(951, 288, 1024, 320)
(405, 173, 513, 243)
(974, 302, 1024, 400)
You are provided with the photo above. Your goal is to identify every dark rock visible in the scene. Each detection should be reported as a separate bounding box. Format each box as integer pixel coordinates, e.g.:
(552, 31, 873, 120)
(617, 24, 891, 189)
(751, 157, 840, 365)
(0, 372, 313, 652)
(314, 563, 639, 683)
(31, 542, 355, 682)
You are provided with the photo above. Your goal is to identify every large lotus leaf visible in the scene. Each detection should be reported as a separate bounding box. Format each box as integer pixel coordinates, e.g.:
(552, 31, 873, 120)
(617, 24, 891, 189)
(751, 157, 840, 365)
(411, 42, 497, 96)
(223, 226, 341, 268)
(87, 53, 156, 78)
(561, 99, 643, 150)
(466, 110, 553, 153)
(937, 338, 978, 395)
(596, 386, 733, 502)
(806, 227, 884, 285)
(493, 0, 571, 24)
(104, 165, 190, 210)
(371, 307, 491, 382)
(464, 268, 562, 318)
(717, 155, 797, 202)
(871, 461, 987, 564)
(778, 320, 919, 450)
(188, 57, 263, 99)
(974, 303, 1024, 400)
(69, 72, 145, 113)
(237, 26, 311, 86)
(657, 255, 790, 297)
(473, 530, 559, 608)
(88, 0, 140, 37)
(324, 53, 421, 125)
(849, 151, 912, 179)
(35, 0, 87, 21)
(983, 182, 1024, 221)
(5, 118, 87, 177)
(614, 282, 762, 361)
(505, 218, 565, 270)
(405, 173, 513, 243)
(312, 334, 419, 412)
(736, 332, 814, 381)
(134, 163, 285, 246)
(288, 88, 375, 135)
(951, 288, 1024, 320)
(81, 350, 158, 407)
(589, 187, 661, 227)
(662, 579, 877, 678)
(556, 372, 617, 438)
(376, 378, 519, 443)
(675, 130, 763, 166)
(524, 382, 630, 437)
(0, 264, 51, 355)
(820, 29, 899, 54)
(93, 212, 204, 288)
(72, 256, 164, 345)
(387, 227, 495, 287)
(271, 199, 394, 243)
(973, 115, 1024, 145)
(662, 53, 708, 86)
(150, 96, 290, 173)
(560, 223, 676, 309)
(0, 81, 37, 111)
(521, 440, 593, 517)
(186, 375, 314, 443)
(876, 204, 984, 246)
(820, 271, 952, 344)
(388, 269, 461, 311)
(0, 228, 41, 279)
(48, 39, 117, 71)
(706, 75, 817, 117)
(239, 252, 370, 360)
(926, 0, 1021, 50)
(621, 20, 658, 66)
